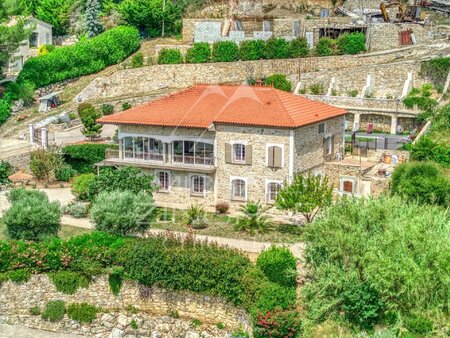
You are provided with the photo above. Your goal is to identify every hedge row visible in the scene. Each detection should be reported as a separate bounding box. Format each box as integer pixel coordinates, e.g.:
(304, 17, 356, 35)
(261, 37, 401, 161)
(62, 143, 118, 174)
(18, 26, 140, 88)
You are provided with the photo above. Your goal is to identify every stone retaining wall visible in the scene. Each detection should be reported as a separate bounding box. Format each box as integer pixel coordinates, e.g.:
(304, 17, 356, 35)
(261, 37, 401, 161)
(0, 274, 251, 338)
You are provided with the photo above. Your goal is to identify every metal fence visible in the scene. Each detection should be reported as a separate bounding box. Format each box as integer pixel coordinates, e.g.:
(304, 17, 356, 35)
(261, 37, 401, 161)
(345, 136, 409, 156)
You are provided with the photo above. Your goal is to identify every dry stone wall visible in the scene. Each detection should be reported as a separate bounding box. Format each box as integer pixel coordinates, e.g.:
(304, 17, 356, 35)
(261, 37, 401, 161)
(0, 274, 251, 338)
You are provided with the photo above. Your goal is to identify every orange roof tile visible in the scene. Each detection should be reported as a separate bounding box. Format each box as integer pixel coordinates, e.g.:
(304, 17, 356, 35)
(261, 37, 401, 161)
(97, 84, 347, 129)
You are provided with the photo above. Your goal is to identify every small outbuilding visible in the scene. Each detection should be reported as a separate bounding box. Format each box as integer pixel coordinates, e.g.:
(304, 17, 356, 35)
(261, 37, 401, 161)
(39, 91, 61, 112)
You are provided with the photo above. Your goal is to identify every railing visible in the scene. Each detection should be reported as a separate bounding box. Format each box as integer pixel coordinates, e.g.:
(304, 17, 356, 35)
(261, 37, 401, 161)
(173, 154, 214, 166)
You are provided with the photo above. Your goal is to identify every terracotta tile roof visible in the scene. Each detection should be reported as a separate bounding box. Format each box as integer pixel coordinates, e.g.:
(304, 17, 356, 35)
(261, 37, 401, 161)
(97, 84, 347, 129)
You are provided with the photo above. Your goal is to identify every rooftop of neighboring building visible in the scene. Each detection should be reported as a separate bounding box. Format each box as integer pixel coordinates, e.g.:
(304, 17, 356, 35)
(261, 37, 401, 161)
(97, 84, 347, 129)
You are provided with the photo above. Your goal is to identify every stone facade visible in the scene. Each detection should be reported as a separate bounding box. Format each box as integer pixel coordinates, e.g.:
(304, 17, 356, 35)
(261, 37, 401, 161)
(106, 117, 344, 210)
(0, 274, 251, 338)
(76, 47, 419, 103)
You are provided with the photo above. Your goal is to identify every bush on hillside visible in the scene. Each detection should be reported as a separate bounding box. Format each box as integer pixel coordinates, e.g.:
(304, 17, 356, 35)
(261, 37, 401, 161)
(336, 32, 366, 55)
(101, 104, 115, 115)
(302, 196, 450, 329)
(30, 149, 61, 181)
(131, 52, 144, 68)
(4, 191, 61, 241)
(239, 40, 266, 61)
(211, 41, 239, 62)
(62, 143, 117, 174)
(0, 99, 11, 125)
(71, 173, 96, 200)
(185, 42, 211, 63)
(0, 160, 13, 184)
(54, 164, 77, 182)
(49, 271, 90, 294)
(255, 306, 302, 338)
(257, 247, 297, 287)
(67, 303, 99, 324)
(315, 37, 336, 56)
(18, 26, 140, 88)
(289, 37, 309, 58)
(265, 38, 290, 59)
(391, 162, 450, 206)
(264, 74, 292, 92)
(420, 57, 450, 87)
(91, 190, 156, 236)
(7, 188, 48, 204)
(252, 282, 297, 314)
(157, 48, 183, 64)
(41, 300, 65, 322)
(86, 166, 157, 200)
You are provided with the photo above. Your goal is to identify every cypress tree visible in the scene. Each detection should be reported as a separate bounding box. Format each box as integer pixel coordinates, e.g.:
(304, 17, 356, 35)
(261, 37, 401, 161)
(86, 0, 103, 38)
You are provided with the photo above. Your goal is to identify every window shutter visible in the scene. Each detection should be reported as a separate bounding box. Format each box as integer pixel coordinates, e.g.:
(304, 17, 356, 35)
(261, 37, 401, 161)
(267, 146, 274, 167)
(273, 146, 282, 168)
(225, 143, 232, 163)
(245, 145, 252, 165)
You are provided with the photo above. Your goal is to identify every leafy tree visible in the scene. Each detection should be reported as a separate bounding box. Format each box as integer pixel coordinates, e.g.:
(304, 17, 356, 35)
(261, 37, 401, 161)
(30, 148, 61, 182)
(78, 104, 102, 140)
(391, 162, 450, 206)
(35, 0, 77, 36)
(302, 196, 449, 329)
(86, 0, 103, 38)
(91, 190, 156, 236)
(4, 190, 61, 241)
(264, 74, 292, 92)
(87, 166, 157, 200)
(276, 173, 333, 223)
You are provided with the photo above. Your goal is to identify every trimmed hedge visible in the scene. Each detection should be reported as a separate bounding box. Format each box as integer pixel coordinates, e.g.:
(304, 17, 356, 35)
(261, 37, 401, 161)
(265, 38, 290, 59)
(315, 37, 335, 56)
(62, 143, 117, 174)
(239, 40, 266, 61)
(256, 246, 297, 287)
(67, 303, 99, 324)
(185, 42, 211, 63)
(18, 26, 140, 88)
(212, 41, 239, 62)
(157, 48, 183, 64)
(289, 37, 309, 58)
(337, 32, 366, 55)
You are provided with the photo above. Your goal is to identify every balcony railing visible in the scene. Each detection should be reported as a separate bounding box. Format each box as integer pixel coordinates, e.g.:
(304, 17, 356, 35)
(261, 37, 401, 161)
(173, 154, 214, 166)
(123, 150, 164, 162)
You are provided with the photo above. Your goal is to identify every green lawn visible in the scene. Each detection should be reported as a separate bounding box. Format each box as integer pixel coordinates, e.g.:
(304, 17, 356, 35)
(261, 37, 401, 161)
(0, 219, 92, 241)
(151, 209, 304, 244)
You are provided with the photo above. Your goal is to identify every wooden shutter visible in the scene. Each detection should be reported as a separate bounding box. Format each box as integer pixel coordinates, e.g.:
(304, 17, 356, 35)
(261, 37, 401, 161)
(267, 146, 274, 167)
(273, 146, 282, 168)
(245, 145, 252, 165)
(225, 143, 232, 163)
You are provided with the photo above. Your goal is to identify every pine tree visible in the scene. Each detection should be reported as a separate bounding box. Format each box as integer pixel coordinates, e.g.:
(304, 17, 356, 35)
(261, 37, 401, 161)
(86, 0, 103, 38)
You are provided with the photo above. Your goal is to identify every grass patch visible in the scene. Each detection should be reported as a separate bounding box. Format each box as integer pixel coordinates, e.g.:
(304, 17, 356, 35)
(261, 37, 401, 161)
(151, 209, 303, 243)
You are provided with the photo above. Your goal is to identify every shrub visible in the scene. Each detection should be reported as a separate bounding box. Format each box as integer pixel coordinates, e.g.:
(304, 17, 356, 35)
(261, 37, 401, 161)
(265, 38, 290, 59)
(7, 188, 48, 203)
(235, 201, 269, 235)
(30, 149, 60, 181)
(67, 302, 99, 324)
(131, 52, 144, 68)
(302, 196, 450, 327)
(411, 136, 450, 168)
(8, 269, 31, 283)
(117, 235, 251, 306)
(257, 247, 297, 287)
(289, 37, 309, 58)
(264, 74, 292, 92)
(18, 26, 140, 88)
(62, 143, 116, 174)
(239, 40, 266, 61)
(211, 41, 239, 62)
(253, 282, 297, 314)
(4, 192, 61, 241)
(71, 173, 96, 200)
(192, 319, 202, 327)
(108, 272, 122, 296)
(122, 102, 132, 110)
(0, 160, 13, 184)
(4, 80, 35, 106)
(216, 322, 225, 330)
(185, 42, 211, 63)
(64, 202, 89, 218)
(87, 166, 157, 200)
(391, 162, 450, 206)
(348, 89, 359, 97)
(49, 271, 90, 294)
(255, 306, 302, 338)
(337, 32, 366, 55)
(130, 319, 138, 329)
(41, 300, 65, 322)
(158, 209, 173, 222)
(91, 190, 156, 236)
(215, 201, 229, 214)
(0, 99, 11, 125)
(54, 165, 77, 182)
(315, 37, 335, 56)
(404, 315, 434, 335)
(185, 205, 208, 229)
(101, 104, 114, 115)
(309, 83, 325, 95)
(157, 48, 183, 64)
(420, 57, 450, 87)
(29, 306, 41, 315)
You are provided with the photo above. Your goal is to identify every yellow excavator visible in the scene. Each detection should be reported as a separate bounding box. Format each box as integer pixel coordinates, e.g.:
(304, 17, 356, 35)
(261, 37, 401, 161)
(380, 1, 419, 22)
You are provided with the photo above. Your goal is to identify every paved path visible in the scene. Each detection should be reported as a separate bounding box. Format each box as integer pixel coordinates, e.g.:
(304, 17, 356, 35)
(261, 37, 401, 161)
(0, 324, 85, 338)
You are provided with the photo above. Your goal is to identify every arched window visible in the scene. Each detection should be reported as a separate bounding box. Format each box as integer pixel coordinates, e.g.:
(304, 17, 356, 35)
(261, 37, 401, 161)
(266, 182, 282, 203)
(231, 178, 246, 200)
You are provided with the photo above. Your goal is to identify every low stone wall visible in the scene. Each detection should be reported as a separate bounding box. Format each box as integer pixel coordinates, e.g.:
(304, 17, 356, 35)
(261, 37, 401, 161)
(75, 47, 417, 102)
(0, 274, 251, 338)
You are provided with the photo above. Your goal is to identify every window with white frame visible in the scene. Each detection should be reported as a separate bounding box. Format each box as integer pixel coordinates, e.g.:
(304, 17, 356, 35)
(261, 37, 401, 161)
(158, 171, 169, 191)
(231, 178, 246, 200)
(266, 181, 282, 203)
(318, 122, 325, 134)
(191, 175, 205, 195)
(233, 143, 246, 162)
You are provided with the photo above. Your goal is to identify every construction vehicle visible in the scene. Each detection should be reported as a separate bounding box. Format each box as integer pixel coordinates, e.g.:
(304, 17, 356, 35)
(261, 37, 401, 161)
(380, 1, 421, 22)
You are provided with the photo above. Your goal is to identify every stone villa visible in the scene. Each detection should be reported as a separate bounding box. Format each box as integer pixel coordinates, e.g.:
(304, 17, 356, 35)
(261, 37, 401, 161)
(97, 84, 346, 209)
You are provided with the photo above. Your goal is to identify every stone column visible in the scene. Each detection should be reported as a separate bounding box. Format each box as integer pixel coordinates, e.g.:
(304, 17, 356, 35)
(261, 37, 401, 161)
(353, 113, 361, 131)
(29, 124, 34, 145)
(390, 116, 398, 135)
(41, 128, 48, 149)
